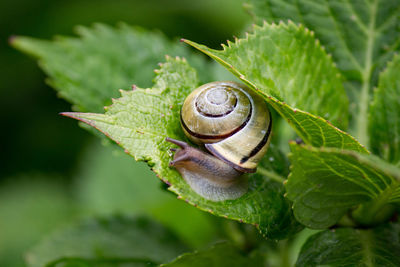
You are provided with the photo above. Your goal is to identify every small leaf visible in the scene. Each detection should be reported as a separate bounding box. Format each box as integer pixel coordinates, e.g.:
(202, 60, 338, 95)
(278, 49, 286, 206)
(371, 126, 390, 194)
(369, 53, 400, 165)
(296, 223, 400, 267)
(286, 143, 400, 229)
(64, 57, 300, 239)
(183, 22, 367, 153)
(26, 215, 188, 267)
(11, 23, 212, 112)
(162, 242, 262, 267)
(245, 0, 400, 146)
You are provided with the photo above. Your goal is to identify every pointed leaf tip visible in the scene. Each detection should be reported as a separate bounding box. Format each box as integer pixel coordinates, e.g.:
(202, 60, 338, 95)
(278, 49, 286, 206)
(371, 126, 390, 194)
(8, 35, 17, 45)
(59, 112, 76, 118)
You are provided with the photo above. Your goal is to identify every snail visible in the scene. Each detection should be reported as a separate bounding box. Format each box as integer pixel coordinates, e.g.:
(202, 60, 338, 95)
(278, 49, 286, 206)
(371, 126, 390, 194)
(166, 81, 272, 201)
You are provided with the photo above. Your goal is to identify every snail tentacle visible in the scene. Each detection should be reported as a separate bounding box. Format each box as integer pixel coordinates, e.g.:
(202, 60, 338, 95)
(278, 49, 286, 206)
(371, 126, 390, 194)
(166, 138, 247, 201)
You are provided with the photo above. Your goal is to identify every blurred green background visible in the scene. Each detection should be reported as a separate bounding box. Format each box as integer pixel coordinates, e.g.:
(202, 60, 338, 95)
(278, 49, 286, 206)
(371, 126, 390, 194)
(0, 0, 250, 266)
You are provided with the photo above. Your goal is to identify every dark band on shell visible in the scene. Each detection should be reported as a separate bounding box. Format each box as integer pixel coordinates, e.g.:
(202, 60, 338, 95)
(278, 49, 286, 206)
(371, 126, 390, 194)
(239, 108, 272, 164)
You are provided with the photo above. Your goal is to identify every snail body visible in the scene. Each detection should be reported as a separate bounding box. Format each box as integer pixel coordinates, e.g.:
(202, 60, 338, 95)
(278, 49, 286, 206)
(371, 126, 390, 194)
(167, 81, 272, 201)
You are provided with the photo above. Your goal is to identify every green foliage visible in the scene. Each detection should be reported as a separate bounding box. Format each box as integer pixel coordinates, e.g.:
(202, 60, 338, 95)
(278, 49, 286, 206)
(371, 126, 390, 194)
(62, 57, 300, 239)
(183, 23, 367, 153)
(369, 53, 400, 165)
(12, 0, 400, 265)
(245, 0, 400, 84)
(245, 0, 400, 146)
(296, 223, 400, 266)
(184, 22, 348, 129)
(11, 23, 212, 113)
(26, 216, 188, 267)
(286, 143, 400, 229)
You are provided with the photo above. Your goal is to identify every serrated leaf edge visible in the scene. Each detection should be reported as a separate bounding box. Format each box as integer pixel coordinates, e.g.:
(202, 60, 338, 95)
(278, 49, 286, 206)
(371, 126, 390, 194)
(183, 21, 366, 153)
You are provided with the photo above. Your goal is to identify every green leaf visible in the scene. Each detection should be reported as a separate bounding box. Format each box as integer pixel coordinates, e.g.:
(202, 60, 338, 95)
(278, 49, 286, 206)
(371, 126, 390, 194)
(162, 242, 262, 267)
(296, 223, 400, 267)
(267, 100, 367, 153)
(369, 53, 400, 165)
(286, 143, 400, 229)
(183, 22, 367, 153)
(184, 21, 347, 126)
(26, 215, 188, 267)
(11, 23, 212, 112)
(245, 0, 400, 148)
(391, 186, 400, 205)
(63, 57, 300, 239)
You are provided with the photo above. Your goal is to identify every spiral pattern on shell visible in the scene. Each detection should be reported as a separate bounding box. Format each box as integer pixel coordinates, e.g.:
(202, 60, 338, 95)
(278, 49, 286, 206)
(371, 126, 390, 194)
(180, 81, 272, 173)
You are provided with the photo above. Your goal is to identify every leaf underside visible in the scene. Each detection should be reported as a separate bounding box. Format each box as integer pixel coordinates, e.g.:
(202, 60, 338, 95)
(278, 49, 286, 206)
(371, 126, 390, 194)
(63, 57, 300, 239)
(296, 223, 400, 267)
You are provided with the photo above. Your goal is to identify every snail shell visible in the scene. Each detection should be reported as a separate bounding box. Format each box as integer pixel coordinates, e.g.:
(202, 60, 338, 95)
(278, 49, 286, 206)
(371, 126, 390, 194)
(167, 81, 272, 201)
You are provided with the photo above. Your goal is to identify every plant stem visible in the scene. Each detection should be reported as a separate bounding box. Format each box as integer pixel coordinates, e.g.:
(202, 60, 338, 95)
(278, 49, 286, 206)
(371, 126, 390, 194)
(257, 167, 286, 183)
(359, 231, 374, 267)
(356, 0, 378, 148)
(352, 184, 397, 226)
(337, 213, 357, 228)
(278, 240, 291, 267)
